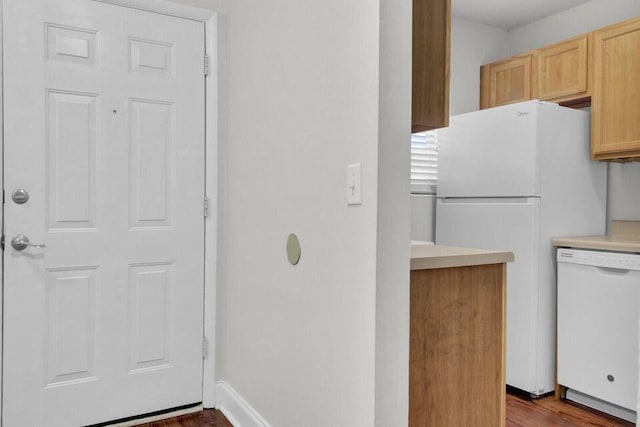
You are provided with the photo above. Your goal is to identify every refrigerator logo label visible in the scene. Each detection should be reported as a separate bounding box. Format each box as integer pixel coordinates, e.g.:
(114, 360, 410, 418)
(517, 111, 529, 116)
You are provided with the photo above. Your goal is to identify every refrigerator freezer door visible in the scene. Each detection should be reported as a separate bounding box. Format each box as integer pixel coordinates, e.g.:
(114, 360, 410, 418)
(437, 101, 540, 198)
(436, 197, 552, 394)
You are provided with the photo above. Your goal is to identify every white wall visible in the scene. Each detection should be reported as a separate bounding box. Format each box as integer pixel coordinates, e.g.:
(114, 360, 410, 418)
(375, 0, 411, 425)
(410, 195, 435, 242)
(449, 16, 509, 115)
(606, 163, 640, 221)
(168, 0, 227, 13)
(505, 0, 640, 56)
(216, 0, 409, 425)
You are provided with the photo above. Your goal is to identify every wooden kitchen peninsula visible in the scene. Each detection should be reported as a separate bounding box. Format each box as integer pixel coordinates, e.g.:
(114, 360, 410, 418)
(410, 244, 514, 427)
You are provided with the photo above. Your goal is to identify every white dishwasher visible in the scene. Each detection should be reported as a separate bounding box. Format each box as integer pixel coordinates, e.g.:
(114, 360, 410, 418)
(557, 248, 640, 422)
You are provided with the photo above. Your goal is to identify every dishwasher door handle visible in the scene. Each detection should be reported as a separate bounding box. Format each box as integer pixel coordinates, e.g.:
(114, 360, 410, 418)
(595, 266, 632, 276)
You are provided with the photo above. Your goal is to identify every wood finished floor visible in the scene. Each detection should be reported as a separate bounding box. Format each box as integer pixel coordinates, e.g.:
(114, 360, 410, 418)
(137, 409, 233, 427)
(138, 392, 634, 426)
(505, 393, 634, 427)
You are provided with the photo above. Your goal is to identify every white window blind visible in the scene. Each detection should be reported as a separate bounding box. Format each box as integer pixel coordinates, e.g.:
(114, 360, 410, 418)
(411, 130, 437, 194)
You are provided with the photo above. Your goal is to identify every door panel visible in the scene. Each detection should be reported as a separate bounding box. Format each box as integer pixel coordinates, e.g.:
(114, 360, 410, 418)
(485, 55, 532, 108)
(592, 17, 640, 159)
(47, 90, 98, 230)
(130, 99, 175, 228)
(536, 35, 590, 102)
(45, 266, 98, 386)
(128, 262, 174, 372)
(3, 1, 206, 425)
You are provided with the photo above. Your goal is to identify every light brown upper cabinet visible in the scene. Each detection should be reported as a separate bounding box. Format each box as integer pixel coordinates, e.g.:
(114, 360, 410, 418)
(481, 35, 590, 109)
(536, 34, 591, 105)
(412, 0, 450, 133)
(480, 54, 533, 109)
(592, 17, 640, 160)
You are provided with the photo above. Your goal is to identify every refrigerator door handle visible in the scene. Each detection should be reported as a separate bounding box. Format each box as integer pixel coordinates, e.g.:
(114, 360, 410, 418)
(438, 197, 538, 204)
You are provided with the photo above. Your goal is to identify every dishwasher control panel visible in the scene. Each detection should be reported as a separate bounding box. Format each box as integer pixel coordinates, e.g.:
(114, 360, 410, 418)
(557, 248, 640, 270)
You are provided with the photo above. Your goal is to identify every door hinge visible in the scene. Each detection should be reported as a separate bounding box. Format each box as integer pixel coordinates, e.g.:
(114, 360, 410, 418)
(203, 336, 209, 359)
(204, 196, 209, 218)
(204, 54, 210, 76)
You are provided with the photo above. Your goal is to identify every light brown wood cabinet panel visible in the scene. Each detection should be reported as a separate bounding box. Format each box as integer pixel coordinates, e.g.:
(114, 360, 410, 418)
(592, 16, 640, 160)
(480, 54, 533, 109)
(412, 0, 450, 133)
(409, 264, 506, 427)
(536, 34, 591, 104)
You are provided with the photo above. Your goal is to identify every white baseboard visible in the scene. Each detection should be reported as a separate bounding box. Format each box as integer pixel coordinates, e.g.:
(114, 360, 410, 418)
(215, 381, 271, 427)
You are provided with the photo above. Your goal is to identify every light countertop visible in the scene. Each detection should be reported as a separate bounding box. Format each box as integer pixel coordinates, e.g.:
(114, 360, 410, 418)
(411, 243, 514, 270)
(552, 220, 640, 253)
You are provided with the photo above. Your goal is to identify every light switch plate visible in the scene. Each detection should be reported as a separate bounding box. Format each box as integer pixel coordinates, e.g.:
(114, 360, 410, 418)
(347, 163, 362, 206)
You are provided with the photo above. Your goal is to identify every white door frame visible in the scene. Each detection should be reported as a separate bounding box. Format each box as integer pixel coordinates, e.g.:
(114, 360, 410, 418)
(0, 0, 222, 417)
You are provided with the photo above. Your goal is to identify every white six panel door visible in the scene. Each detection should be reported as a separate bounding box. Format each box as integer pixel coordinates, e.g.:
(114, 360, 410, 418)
(3, 0, 205, 425)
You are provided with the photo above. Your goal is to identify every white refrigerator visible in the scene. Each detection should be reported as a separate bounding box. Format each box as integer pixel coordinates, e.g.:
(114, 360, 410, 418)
(435, 100, 607, 396)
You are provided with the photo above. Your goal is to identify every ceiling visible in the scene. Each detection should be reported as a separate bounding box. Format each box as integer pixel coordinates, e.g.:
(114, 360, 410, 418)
(452, 0, 593, 30)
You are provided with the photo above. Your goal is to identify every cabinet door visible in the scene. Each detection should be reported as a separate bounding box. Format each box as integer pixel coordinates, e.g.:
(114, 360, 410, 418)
(536, 34, 590, 103)
(412, 0, 450, 133)
(592, 17, 640, 160)
(480, 55, 533, 109)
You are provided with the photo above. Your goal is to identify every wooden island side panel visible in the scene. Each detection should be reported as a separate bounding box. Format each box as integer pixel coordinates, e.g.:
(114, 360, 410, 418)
(409, 263, 506, 427)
